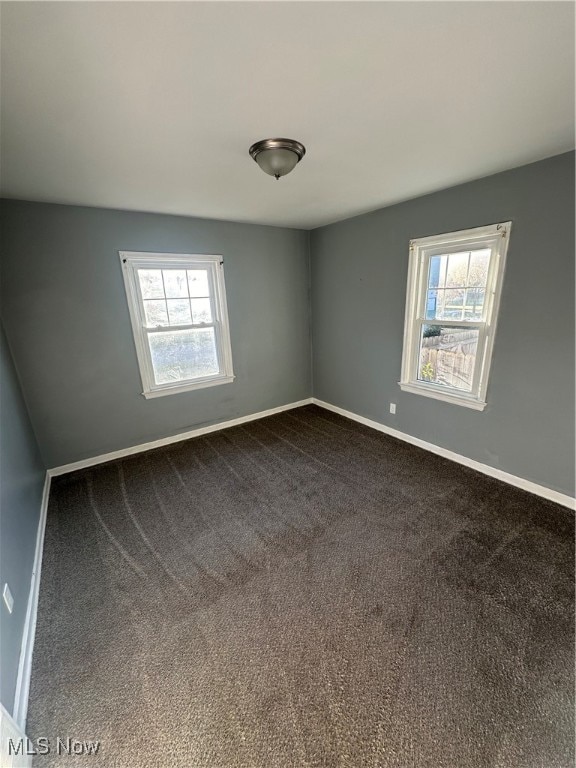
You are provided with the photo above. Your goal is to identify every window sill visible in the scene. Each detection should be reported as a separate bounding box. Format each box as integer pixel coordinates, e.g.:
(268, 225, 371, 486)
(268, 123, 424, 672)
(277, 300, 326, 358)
(143, 374, 235, 399)
(398, 381, 486, 411)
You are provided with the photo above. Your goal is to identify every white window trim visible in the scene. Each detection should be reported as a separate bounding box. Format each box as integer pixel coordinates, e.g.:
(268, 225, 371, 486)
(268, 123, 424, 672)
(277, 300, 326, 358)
(120, 251, 234, 399)
(399, 222, 511, 411)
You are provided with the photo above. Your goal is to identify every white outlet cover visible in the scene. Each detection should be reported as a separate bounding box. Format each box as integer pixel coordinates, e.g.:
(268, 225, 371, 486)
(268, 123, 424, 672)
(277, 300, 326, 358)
(389, 403, 397, 414)
(3, 584, 14, 613)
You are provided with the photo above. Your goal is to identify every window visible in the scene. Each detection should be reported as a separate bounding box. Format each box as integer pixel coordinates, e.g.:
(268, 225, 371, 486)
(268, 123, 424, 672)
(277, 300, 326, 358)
(399, 222, 511, 410)
(120, 252, 234, 398)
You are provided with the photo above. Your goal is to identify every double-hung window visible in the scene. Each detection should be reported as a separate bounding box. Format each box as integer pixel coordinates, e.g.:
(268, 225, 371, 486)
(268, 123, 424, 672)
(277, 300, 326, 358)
(399, 222, 511, 410)
(120, 252, 234, 398)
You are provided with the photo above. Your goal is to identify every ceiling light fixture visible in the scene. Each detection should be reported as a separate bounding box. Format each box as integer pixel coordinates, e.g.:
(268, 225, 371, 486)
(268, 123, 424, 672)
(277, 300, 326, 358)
(249, 138, 306, 180)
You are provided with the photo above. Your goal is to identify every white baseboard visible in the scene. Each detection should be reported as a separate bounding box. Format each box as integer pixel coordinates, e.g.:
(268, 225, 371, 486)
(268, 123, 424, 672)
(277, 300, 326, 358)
(312, 398, 575, 510)
(1, 703, 32, 767)
(12, 472, 51, 732)
(49, 399, 314, 477)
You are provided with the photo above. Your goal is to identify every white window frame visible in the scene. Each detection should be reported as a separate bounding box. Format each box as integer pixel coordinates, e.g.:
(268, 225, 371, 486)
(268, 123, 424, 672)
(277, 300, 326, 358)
(399, 222, 511, 411)
(120, 251, 234, 399)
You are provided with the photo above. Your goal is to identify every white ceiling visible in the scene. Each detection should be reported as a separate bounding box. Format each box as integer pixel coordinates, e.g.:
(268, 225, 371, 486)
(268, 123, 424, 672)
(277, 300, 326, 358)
(1, 2, 574, 229)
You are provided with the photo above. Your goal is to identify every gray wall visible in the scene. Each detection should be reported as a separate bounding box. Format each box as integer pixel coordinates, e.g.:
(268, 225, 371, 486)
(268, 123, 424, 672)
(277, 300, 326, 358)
(0, 202, 311, 467)
(311, 151, 575, 497)
(0, 322, 45, 714)
(1, 152, 574, 497)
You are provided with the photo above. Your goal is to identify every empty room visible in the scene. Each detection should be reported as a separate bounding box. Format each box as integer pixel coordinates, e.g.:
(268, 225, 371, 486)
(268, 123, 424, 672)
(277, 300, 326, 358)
(0, 2, 574, 766)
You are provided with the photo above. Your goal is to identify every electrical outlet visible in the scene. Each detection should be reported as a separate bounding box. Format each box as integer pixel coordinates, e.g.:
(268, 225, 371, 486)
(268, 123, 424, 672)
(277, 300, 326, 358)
(3, 584, 14, 614)
(389, 403, 396, 415)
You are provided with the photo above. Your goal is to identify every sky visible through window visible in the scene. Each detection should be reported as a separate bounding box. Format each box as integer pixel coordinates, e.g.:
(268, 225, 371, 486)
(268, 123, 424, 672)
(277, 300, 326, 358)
(138, 269, 212, 328)
(426, 249, 490, 322)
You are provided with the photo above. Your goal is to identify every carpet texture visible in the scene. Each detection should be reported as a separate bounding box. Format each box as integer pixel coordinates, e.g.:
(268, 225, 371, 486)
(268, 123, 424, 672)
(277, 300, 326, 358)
(27, 405, 574, 767)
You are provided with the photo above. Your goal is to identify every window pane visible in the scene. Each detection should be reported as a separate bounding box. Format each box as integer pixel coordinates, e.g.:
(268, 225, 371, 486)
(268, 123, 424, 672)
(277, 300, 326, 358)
(468, 249, 490, 287)
(187, 270, 210, 298)
(418, 325, 479, 392)
(139, 269, 164, 299)
(163, 270, 188, 298)
(426, 289, 439, 319)
(148, 328, 219, 384)
(464, 288, 485, 319)
(428, 288, 468, 321)
(143, 299, 168, 327)
(191, 298, 212, 324)
(445, 251, 470, 288)
(167, 298, 192, 325)
(440, 288, 465, 320)
(428, 255, 447, 289)
(427, 249, 491, 322)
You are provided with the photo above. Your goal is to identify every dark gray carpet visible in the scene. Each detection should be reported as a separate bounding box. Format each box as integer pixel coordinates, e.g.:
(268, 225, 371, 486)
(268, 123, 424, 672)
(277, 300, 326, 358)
(28, 405, 574, 767)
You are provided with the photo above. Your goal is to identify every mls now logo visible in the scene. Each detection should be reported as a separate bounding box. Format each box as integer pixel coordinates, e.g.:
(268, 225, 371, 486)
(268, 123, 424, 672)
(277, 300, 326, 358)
(9, 737, 100, 756)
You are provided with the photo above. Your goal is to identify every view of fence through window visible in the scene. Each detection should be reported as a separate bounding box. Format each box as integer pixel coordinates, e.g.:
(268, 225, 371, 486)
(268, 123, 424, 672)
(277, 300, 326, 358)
(419, 326, 479, 391)
(418, 249, 490, 391)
